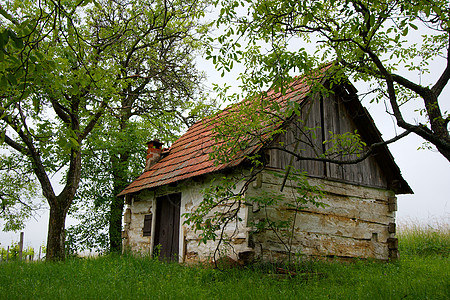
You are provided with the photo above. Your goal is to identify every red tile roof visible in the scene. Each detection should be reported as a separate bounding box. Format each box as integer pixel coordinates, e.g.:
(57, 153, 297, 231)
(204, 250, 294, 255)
(118, 73, 319, 196)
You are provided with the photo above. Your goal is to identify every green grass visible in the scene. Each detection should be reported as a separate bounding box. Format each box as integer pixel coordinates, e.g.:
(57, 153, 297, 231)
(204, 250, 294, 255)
(0, 223, 449, 300)
(397, 219, 450, 257)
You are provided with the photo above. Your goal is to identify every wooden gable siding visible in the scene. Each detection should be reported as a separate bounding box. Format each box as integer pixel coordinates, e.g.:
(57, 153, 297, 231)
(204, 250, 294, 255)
(267, 93, 388, 189)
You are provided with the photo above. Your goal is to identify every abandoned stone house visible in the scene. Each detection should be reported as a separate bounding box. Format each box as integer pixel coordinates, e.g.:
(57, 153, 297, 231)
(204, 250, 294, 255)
(118, 70, 412, 263)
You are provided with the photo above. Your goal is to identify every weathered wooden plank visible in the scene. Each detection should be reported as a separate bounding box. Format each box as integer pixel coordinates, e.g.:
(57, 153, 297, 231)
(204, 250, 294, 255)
(154, 194, 181, 260)
(252, 231, 389, 260)
(319, 94, 389, 189)
(247, 183, 395, 225)
(323, 94, 341, 179)
(268, 97, 325, 177)
(304, 97, 326, 176)
(260, 170, 395, 200)
(388, 196, 398, 212)
(143, 214, 152, 237)
(250, 207, 391, 242)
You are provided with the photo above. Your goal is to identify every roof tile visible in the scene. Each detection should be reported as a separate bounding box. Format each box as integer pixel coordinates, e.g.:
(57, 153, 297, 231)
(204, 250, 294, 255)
(118, 70, 326, 196)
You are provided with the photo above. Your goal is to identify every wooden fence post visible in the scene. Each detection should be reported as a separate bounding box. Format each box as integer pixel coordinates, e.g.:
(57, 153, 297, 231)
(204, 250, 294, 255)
(19, 232, 24, 261)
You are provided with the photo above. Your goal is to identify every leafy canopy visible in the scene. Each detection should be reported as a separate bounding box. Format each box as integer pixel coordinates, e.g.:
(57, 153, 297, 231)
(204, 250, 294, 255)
(208, 0, 450, 161)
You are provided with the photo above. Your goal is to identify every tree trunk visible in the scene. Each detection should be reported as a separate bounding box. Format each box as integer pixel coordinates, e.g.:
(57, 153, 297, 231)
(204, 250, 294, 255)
(108, 149, 130, 253)
(46, 203, 69, 261)
(109, 194, 125, 253)
(45, 149, 81, 260)
(108, 108, 132, 253)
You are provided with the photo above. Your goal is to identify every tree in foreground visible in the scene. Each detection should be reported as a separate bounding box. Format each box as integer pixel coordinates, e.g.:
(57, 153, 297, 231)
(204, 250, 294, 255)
(66, 0, 212, 253)
(209, 0, 449, 161)
(186, 0, 449, 261)
(0, 0, 210, 259)
(0, 0, 117, 260)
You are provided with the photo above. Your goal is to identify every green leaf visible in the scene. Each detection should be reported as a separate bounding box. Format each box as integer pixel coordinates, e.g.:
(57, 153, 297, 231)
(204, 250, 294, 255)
(69, 137, 80, 148)
(0, 6, 15, 23)
(6, 73, 17, 86)
(432, 6, 442, 15)
(0, 30, 9, 48)
(369, 14, 375, 28)
(35, 51, 44, 60)
(0, 130, 5, 144)
(0, 31, 6, 49)
(402, 27, 408, 36)
(92, 0, 102, 10)
(7, 29, 23, 49)
(32, 96, 40, 114)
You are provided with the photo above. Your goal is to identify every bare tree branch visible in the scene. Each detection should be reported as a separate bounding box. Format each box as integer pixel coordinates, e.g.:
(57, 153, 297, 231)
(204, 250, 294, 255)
(431, 35, 450, 96)
(267, 130, 411, 165)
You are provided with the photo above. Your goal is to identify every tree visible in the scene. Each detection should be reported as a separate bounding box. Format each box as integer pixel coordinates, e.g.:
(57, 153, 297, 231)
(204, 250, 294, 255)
(0, 0, 119, 260)
(0, 152, 43, 232)
(185, 0, 450, 262)
(66, 0, 213, 253)
(1, 0, 212, 258)
(209, 0, 450, 161)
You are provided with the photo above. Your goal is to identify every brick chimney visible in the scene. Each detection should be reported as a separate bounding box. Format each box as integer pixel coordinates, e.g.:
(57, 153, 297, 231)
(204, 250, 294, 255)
(145, 140, 163, 171)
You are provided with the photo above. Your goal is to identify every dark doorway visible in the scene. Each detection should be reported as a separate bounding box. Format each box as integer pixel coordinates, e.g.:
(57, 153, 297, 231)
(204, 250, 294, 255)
(153, 193, 181, 261)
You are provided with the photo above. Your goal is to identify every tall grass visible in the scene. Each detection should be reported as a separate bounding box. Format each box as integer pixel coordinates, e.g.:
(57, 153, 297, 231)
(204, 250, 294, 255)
(0, 223, 449, 300)
(1, 254, 449, 299)
(398, 219, 450, 257)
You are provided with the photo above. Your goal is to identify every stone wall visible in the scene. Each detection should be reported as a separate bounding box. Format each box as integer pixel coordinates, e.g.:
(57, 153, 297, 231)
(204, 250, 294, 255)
(124, 169, 398, 262)
(246, 170, 398, 261)
(123, 190, 154, 254)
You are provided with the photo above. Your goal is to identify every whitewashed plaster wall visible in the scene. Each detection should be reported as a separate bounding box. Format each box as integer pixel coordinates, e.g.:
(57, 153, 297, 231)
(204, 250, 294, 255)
(123, 171, 254, 263)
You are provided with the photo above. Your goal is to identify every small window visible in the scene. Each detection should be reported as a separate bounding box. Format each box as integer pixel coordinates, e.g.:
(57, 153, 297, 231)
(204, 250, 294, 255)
(143, 214, 152, 236)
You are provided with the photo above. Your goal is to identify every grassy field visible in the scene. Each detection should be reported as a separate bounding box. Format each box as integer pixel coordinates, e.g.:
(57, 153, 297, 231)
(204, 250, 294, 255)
(0, 223, 449, 300)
